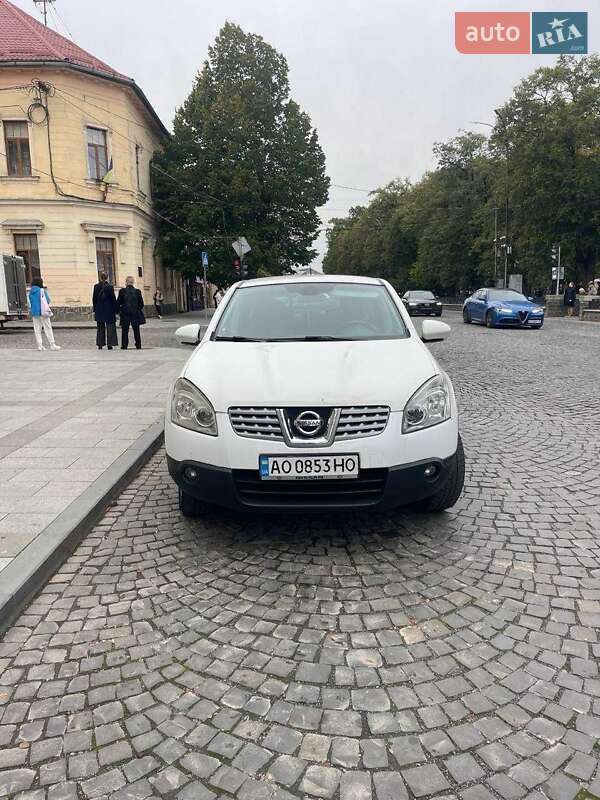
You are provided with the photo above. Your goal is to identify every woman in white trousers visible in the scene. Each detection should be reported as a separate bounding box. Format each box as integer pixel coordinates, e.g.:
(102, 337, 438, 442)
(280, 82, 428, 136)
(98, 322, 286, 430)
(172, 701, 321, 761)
(28, 277, 60, 351)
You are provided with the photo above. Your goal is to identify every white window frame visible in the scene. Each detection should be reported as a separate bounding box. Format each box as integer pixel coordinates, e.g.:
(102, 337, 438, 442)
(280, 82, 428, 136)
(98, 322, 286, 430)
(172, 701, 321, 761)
(0, 119, 37, 179)
(84, 122, 113, 183)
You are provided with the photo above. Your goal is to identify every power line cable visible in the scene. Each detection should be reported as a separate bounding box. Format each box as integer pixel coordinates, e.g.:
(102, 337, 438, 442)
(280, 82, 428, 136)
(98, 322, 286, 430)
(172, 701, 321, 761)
(50, 3, 73, 39)
(53, 86, 230, 217)
(331, 183, 374, 193)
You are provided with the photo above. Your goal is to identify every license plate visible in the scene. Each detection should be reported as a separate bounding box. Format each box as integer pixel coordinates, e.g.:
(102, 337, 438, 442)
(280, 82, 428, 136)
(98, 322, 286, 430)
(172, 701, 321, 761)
(259, 454, 360, 480)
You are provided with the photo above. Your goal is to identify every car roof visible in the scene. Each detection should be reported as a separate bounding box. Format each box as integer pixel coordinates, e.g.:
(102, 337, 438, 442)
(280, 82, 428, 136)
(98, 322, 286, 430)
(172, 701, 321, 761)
(236, 274, 386, 288)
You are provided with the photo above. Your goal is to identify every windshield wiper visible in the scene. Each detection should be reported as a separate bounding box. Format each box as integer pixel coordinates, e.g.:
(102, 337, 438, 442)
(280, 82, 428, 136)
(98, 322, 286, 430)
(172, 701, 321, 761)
(212, 335, 266, 342)
(267, 335, 352, 342)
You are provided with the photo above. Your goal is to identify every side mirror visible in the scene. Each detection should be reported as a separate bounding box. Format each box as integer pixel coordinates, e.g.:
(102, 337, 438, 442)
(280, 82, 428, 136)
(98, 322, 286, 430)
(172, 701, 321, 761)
(175, 323, 201, 345)
(421, 319, 451, 343)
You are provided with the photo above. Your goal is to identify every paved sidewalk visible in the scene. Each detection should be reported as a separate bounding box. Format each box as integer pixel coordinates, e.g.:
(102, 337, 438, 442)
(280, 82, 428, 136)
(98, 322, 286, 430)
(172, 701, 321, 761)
(0, 346, 189, 573)
(3, 309, 215, 330)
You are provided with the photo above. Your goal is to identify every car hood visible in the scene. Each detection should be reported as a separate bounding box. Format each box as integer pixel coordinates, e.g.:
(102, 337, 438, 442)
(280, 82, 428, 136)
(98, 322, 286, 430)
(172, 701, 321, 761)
(183, 337, 437, 412)
(492, 299, 540, 310)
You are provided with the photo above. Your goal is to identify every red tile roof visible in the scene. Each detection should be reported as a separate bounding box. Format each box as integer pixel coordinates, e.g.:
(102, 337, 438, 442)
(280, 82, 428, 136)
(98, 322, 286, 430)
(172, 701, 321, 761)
(0, 0, 127, 79)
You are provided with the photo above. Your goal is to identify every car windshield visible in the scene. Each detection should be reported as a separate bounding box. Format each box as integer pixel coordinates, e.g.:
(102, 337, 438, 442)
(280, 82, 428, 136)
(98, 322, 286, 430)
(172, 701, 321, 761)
(409, 291, 435, 300)
(213, 281, 409, 341)
(488, 290, 528, 302)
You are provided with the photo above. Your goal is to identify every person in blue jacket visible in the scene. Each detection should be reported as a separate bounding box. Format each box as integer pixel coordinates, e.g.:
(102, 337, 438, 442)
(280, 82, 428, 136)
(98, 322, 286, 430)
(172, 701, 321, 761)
(28, 278, 60, 351)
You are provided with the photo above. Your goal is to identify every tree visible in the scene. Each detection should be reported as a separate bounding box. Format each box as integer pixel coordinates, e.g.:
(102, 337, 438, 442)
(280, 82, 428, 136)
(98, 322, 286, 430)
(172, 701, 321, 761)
(323, 136, 490, 294)
(322, 181, 417, 287)
(153, 22, 329, 289)
(408, 132, 490, 293)
(492, 55, 600, 286)
(324, 56, 600, 293)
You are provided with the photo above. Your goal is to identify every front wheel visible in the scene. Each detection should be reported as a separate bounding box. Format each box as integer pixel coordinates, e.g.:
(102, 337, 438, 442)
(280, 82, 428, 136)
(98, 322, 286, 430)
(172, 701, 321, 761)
(485, 311, 495, 329)
(415, 437, 465, 513)
(179, 487, 211, 518)
(462, 308, 471, 324)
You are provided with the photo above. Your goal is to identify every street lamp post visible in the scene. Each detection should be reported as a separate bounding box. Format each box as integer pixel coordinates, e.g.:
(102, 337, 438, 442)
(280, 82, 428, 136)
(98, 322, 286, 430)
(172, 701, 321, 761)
(495, 109, 510, 291)
(470, 114, 511, 288)
(493, 206, 498, 287)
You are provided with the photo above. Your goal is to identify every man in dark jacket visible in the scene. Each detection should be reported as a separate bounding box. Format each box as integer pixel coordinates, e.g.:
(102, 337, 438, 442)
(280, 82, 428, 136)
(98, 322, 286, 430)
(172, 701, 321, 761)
(117, 276, 145, 349)
(92, 271, 118, 350)
(563, 281, 577, 317)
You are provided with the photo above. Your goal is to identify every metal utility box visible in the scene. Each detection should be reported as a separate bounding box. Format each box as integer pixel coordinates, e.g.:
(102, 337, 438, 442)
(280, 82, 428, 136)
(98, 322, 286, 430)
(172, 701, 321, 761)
(0, 254, 28, 322)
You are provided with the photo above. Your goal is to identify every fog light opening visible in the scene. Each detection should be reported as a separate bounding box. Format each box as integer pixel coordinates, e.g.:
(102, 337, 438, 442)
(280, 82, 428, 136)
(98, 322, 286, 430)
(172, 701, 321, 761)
(424, 464, 439, 479)
(184, 466, 199, 481)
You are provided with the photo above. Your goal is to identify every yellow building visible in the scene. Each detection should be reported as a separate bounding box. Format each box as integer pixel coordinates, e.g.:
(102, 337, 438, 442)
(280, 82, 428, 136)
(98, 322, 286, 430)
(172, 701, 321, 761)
(0, 0, 185, 317)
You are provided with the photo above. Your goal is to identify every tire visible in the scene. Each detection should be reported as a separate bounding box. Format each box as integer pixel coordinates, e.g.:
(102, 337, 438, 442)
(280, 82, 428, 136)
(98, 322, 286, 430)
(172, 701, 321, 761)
(416, 436, 465, 513)
(436, 312, 442, 317)
(178, 487, 211, 518)
(462, 308, 471, 324)
(485, 311, 495, 329)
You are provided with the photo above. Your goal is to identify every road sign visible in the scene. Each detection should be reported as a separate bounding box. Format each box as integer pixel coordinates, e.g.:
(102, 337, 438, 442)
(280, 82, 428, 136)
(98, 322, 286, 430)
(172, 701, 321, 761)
(202, 251, 209, 268)
(232, 237, 251, 258)
(508, 274, 522, 293)
(551, 266, 565, 280)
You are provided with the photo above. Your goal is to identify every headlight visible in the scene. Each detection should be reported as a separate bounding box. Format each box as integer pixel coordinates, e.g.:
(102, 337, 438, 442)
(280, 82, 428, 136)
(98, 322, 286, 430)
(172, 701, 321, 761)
(403, 374, 451, 434)
(436, 302, 442, 306)
(171, 378, 218, 436)
(409, 302, 417, 306)
(532, 307, 544, 314)
(496, 305, 513, 313)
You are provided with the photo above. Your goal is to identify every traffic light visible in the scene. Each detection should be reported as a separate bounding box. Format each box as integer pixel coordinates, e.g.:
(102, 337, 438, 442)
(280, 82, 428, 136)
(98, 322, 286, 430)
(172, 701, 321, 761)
(233, 257, 241, 276)
(551, 243, 559, 264)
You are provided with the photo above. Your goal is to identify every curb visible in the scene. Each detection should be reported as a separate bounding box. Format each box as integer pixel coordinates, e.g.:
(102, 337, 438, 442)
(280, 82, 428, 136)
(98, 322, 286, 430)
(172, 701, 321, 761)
(0, 419, 165, 636)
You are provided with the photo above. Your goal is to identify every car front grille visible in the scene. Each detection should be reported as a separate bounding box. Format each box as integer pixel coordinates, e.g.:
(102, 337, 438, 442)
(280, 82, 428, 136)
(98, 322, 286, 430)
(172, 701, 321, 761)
(233, 469, 388, 508)
(335, 406, 390, 440)
(228, 406, 390, 442)
(228, 407, 284, 441)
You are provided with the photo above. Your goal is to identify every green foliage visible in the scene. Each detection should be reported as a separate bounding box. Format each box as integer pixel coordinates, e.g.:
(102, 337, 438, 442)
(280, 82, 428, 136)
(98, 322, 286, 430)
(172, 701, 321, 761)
(324, 56, 600, 293)
(153, 22, 329, 289)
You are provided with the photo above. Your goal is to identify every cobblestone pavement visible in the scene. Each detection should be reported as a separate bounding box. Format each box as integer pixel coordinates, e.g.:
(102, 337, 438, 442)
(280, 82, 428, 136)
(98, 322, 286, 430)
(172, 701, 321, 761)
(1, 314, 600, 800)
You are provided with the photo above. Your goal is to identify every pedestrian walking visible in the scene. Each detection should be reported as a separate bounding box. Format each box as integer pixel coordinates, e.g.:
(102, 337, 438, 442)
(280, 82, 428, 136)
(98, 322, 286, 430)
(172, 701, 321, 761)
(153, 287, 164, 318)
(587, 281, 597, 296)
(92, 271, 118, 350)
(117, 276, 145, 350)
(28, 277, 60, 351)
(563, 281, 577, 317)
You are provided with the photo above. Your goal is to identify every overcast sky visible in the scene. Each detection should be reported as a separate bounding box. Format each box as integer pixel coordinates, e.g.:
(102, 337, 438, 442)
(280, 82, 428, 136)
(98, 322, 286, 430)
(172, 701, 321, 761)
(14, 0, 599, 266)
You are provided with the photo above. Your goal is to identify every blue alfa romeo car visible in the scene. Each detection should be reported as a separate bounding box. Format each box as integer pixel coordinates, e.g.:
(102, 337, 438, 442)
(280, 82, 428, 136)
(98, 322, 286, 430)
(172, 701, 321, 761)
(463, 288, 545, 329)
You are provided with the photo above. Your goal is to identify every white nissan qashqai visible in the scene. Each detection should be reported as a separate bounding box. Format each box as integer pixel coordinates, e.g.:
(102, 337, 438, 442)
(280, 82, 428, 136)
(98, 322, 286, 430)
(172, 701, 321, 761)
(166, 275, 464, 516)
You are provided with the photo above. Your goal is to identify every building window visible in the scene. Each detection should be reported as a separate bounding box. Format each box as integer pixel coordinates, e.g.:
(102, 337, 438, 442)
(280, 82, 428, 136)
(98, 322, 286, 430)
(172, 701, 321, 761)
(14, 234, 41, 284)
(87, 127, 108, 180)
(4, 122, 32, 177)
(135, 144, 142, 192)
(96, 237, 115, 283)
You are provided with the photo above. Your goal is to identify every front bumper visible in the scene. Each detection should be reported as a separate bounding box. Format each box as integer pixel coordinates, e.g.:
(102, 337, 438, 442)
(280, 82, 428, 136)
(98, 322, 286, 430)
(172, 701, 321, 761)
(406, 305, 442, 315)
(492, 311, 544, 326)
(167, 452, 457, 512)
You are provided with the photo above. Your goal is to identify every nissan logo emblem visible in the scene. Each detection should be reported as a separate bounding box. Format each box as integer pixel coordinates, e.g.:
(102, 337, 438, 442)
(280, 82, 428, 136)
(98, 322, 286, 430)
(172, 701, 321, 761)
(293, 411, 323, 437)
